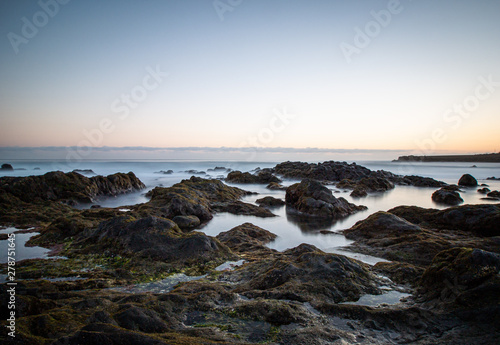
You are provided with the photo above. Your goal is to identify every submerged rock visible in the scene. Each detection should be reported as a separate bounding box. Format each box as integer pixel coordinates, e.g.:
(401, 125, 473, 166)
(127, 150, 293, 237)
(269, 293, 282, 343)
(255, 196, 285, 207)
(285, 179, 366, 218)
(458, 174, 478, 187)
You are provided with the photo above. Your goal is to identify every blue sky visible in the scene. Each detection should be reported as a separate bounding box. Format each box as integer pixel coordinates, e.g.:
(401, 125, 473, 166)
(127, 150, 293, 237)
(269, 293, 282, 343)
(1, 0, 499, 160)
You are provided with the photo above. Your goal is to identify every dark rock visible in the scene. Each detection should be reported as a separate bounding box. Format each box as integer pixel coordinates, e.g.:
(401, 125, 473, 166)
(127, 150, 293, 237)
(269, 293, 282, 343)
(91, 205, 102, 209)
(226, 169, 281, 184)
(0, 163, 14, 171)
(419, 248, 500, 309)
(285, 179, 366, 218)
(255, 196, 285, 207)
(266, 182, 287, 190)
(33, 167, 41, 170)
(216, 222, 277, 257)
(185, 169, 206, 175)
(87, 310, 118, 326)
(274, 161, 381, 181)
(399, 175, 447, 187)
(487, 190, 500, 198)
(458, 174, 478, 187)
(208, 166, 227, 172)
(172, 215, 201, 230)
(374, 261, 425, 286)
(226, 243, 381, 304)
(74, 216, 235, 266)
(432, 188, 464, 205)
(114, 306, 170, 333)
(487, 176, 500, 180)
(155, 170, 173, 174)
(212, 201, 276, 218)
(338, 177, 394, 195)
(350, 188, 368, 198)
(482, 197, 500, 201)
(477, 187, 491, 194)
(389, 204, 500, 237)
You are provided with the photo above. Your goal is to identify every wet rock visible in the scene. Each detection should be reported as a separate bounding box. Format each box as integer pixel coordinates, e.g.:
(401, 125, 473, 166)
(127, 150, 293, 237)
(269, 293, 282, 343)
(74, 216, 235, 266)
(432, 188, 464, 205)
(487, 190, 500, 198)
(337, 177, 394, 194)
(274, 161, 378, 181)
(477, 187, 491, 194)
(285, 179, 366, 218)
(389, 204, 500, 237)
(400, 175, 447, 187)
(419, 248, 500, 309)
(458, 174, 478, 187)
(350, 188, 368, 198)
(374, 261, 425, 286)
(172, 215, 201, 230)
(212, 201, 276, 218)
(226, 243, 381, 304)
(266, 182, 287, 190)
(0, 163, 14, 171)
(226, 169, 281, 184)
(216, 222, 277, 257)
(255, 196, 285, 207)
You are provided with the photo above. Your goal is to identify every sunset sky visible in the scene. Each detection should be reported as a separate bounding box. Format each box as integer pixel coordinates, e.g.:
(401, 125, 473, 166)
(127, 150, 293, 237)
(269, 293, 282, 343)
(1, 0, 499, 160)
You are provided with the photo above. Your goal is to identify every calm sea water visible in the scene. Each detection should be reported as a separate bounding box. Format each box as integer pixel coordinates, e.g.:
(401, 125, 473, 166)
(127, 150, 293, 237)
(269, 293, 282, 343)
(1, 160, 499, 264)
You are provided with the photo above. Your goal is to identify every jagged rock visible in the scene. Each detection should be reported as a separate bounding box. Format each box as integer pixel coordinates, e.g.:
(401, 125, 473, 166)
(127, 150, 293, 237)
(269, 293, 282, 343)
(432, 188, 464, 205)
(255, 196, 285, 207)
(216, 222, 278, 257)
(225, 243, 381, 304)
(400, 175, 447, 187)
(275, 161, 379, 181)
(1, 163, 14, 171)
(285, 179, 366, 218)
(389, 204, 500, 237)
(73, 216, 235, 266)
(172, 215, 201, 230)
(458, 174, 478, 186)
(212, 201, 276, 218)
(226, 169, 281, 184)
(419, 248, 500, 309)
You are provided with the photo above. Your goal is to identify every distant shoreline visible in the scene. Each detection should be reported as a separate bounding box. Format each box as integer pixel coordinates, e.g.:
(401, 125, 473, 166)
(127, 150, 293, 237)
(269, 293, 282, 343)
(394, 153, 500, 163)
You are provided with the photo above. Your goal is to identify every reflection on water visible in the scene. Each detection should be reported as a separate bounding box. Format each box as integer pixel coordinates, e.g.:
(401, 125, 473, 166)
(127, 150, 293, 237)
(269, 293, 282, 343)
(0, 228, 63, 263)
(341, 290, 411, 307)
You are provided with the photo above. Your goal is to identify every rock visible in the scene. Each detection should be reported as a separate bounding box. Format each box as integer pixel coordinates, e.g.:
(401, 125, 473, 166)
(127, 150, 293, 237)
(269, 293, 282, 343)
(374, 261, 425, 286)
(0, 171, 145, 204)
(419, 248, 500, 309)
(172, 215, 201, 230)
(432, 188, 464, 205)
(185, 170, 206, 175)
(285, 179, 367, 218)
(487, 190, 500, 198)
(226, 169, 281, 184)
(399, 175, 447, 187)
(389, 204, 500, 237)
(487, 176, 500, 180)
(266, 182, 287, 190)
(0, 163, 14, 171)
(350, 188, 368, 198)
(155, 170, 173, 174)
(477, 187, 491, 194)
(337, 177, 395, 194)
(458, 174, 478, 186)
(216, 222, 277, 257)
(255, 196, 285, 207)
(90, 205, 102, 209)
(225, 243, 381, 304)
(212, 201, 276, 218)
(274, 161, 378, 181)
(74, 216, 235, 266)
(33, 167, 41, 170)
(343, 211, 500, 266)
(208, 166, 227, 172)
(143, 176, 249, 221)
(114, 305, 170, 333)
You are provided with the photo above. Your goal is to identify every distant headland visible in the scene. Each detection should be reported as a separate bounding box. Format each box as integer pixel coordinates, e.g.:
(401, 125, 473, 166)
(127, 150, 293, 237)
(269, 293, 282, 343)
(394, 152, 500, 163)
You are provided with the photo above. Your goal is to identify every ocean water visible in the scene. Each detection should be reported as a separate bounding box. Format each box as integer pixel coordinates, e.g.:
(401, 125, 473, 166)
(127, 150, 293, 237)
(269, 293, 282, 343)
(1, 159, 499, 264)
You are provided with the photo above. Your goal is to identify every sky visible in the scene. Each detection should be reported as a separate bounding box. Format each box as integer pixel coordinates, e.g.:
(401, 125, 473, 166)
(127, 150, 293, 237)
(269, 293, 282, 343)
(1, 0, 499, 161)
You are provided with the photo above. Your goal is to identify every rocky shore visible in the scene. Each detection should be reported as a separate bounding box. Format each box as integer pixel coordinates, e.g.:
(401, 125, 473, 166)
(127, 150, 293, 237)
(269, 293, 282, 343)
(1, 162, 499, 344)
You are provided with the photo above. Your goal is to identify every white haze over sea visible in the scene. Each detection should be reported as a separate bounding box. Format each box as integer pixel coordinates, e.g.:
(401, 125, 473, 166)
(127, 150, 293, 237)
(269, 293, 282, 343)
(1, 159, 499, 265)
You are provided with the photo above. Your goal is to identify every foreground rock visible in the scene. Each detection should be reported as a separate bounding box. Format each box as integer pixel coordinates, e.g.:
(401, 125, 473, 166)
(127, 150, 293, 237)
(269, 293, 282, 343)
(286, 179, 366, 218)
(226, 169, 281, 184)
(432, 187, 464, 205)
(216, 222, 278, 258)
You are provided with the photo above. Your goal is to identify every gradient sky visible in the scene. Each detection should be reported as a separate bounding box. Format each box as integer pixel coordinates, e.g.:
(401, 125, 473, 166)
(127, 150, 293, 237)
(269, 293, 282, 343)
(1, 0, 499, 160)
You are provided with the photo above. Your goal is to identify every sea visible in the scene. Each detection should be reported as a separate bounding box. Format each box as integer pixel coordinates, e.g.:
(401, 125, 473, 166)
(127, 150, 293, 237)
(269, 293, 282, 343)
(1, 159, 500, 265)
